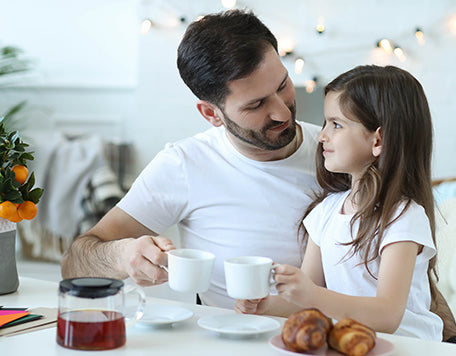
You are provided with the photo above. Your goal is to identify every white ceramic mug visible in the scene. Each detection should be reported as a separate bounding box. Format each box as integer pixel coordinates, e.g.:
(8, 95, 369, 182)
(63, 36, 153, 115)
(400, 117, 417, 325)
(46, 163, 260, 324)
(166, 249, 215, 293)
(224, 256, 279, 299)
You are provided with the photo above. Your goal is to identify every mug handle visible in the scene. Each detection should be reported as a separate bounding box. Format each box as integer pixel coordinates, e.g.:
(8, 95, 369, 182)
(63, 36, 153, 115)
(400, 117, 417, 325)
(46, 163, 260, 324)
(269, 264, 281, 286)
(123, 279, 146, 327)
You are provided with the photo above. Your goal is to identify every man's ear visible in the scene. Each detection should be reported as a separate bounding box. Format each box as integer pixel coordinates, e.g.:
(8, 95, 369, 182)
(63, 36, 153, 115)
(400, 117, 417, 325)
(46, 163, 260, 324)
(196, 100, 223, 127)
(372, 127, 382, 157)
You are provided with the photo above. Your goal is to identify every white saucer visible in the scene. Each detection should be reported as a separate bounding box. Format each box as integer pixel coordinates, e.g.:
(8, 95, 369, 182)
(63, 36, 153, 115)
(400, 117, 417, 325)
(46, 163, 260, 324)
(137, 304, 193, 326)
(269, 334, 394, 356)
(197, 314, 280, 337)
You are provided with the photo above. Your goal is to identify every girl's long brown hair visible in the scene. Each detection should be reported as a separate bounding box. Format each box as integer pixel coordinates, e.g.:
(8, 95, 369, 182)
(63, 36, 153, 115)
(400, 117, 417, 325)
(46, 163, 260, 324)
(303, 65, 437, 297)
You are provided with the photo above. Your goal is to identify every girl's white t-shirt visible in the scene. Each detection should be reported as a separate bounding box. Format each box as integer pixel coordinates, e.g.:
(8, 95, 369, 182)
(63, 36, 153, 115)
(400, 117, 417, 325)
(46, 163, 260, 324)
(304, 191, 443, 340)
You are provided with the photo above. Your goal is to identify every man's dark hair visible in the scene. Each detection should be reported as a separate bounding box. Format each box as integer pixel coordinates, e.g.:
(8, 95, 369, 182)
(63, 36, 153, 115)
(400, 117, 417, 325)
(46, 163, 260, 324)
(177, 9, 278, 107)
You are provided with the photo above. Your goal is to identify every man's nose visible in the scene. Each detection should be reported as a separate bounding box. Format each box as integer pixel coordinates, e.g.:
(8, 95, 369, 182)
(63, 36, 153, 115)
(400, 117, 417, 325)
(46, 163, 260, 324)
(269, 95, 291, 122)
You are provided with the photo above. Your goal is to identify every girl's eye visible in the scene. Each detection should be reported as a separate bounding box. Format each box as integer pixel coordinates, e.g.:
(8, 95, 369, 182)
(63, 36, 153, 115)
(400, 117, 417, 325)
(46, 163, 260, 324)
(333, 122, 342, 129)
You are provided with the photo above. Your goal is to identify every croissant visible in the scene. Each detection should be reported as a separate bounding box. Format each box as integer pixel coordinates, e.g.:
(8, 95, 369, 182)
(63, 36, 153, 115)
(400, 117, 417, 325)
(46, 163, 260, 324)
(281, 308, 333, 353)
(328, 318, 376, 356)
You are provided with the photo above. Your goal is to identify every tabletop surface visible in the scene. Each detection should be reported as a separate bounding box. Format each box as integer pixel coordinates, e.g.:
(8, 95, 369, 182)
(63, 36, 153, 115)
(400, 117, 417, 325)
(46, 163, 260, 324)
(1, 277, 456, 356)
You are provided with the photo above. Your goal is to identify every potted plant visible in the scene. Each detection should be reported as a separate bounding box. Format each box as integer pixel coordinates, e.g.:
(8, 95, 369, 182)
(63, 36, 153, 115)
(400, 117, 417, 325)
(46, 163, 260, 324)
(0, 120, 43, 294)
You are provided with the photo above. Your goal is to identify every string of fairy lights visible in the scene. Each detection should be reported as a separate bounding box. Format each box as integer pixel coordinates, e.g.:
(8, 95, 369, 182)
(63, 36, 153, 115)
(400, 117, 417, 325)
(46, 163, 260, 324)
(139, 0, 456, 93)
(280, 27, 427, 93)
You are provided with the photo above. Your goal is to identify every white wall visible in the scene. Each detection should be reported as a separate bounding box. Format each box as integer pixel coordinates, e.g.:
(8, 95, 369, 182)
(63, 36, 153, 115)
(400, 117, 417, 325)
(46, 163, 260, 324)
(1, 0, 456, 179)
(1, 0, 138, 87)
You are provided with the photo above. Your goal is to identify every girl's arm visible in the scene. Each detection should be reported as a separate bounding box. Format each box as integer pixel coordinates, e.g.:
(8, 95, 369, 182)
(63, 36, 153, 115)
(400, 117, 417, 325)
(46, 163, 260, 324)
(275, 240, 419, 333)
(300, 237, 326, 287)
(234, 295, 302, 317)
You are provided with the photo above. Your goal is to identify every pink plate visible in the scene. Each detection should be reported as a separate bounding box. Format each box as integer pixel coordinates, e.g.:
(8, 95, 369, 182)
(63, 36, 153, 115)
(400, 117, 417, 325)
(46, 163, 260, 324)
(269, 334, 394, 356)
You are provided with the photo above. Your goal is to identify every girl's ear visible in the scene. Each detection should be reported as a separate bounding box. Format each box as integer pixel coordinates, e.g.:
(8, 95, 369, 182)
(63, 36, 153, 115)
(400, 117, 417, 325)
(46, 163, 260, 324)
(196, 100, 223, 127)
(372, 127, 382, 157)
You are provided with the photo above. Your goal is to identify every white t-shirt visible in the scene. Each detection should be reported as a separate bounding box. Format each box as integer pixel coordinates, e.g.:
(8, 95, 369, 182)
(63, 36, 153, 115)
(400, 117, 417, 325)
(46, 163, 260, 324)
(118, 121, 320, 308)
(304, 191, 443, 340)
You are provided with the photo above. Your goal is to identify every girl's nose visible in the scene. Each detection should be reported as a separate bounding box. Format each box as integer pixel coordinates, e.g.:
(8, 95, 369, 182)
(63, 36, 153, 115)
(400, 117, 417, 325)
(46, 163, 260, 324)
(318, 130, 327, 142)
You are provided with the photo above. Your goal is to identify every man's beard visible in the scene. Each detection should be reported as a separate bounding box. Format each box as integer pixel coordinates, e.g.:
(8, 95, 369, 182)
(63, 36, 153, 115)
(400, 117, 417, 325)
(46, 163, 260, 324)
(221, 101, 297, 151)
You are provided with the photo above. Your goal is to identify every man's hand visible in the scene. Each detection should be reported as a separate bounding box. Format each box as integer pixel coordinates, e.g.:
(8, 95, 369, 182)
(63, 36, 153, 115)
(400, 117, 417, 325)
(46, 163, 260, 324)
(61, 207, 178, 284)
(121, 235, 176, 286)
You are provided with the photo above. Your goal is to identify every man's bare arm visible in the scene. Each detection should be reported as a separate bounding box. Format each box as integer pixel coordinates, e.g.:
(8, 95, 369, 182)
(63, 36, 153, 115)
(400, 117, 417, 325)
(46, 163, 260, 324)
(61, 207, 176, 285)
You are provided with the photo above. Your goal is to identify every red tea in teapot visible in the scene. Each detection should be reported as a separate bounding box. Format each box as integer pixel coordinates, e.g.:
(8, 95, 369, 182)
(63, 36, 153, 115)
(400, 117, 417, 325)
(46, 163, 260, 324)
(56, 310, 125, 350)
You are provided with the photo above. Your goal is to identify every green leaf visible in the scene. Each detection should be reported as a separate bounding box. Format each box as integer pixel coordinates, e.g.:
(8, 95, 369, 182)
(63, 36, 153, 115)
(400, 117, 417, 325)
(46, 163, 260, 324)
(10, 197, 24, 205)
(25, 171, 35, 189)
(3, 190, 22, 201)
(19, 152, 34, 161)
(28, 187, 43, 204)
(1, 46, 23, 57)
(3, 101, 27, 119)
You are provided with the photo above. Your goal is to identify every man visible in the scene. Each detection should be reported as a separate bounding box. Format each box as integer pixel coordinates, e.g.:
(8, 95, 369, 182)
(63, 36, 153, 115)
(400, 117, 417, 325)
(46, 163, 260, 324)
(61, 9, 456, 339)
(62, 9, 319, 308)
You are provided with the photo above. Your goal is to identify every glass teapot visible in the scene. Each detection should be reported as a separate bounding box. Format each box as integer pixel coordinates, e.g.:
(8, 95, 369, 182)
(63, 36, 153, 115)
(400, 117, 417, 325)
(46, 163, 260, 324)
(56, 277, 145, 351)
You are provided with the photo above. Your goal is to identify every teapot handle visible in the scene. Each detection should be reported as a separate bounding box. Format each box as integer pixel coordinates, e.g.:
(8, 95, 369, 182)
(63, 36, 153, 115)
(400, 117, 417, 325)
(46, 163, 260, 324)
(123, 279, 146, 327)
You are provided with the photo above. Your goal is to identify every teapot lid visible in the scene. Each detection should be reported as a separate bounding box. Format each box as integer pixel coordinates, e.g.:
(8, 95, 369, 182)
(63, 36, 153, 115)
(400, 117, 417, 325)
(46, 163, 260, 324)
(59, 278, 124, 298)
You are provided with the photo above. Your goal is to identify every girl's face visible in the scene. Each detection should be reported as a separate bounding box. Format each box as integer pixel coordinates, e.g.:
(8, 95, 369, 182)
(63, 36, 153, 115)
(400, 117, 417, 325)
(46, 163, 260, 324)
(319, 91, 380, 182)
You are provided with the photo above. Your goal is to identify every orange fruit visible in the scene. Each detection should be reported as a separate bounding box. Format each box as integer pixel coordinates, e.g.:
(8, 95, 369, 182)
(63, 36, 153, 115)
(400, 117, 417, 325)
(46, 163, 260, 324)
(8, 210, 23, 223)
(0, 201, 17, 219)
(18, 201, 37, 220)
(12, 165, 29, 185)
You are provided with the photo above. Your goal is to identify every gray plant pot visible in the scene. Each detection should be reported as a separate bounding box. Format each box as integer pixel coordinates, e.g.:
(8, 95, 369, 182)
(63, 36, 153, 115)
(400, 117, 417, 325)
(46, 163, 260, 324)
(0, 229, 19, 295)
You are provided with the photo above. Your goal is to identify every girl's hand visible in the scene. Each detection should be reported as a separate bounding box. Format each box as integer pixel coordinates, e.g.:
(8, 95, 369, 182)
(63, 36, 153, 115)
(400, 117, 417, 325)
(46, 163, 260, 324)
(274, 264, 315, 307)
(235, 296, 269, 315)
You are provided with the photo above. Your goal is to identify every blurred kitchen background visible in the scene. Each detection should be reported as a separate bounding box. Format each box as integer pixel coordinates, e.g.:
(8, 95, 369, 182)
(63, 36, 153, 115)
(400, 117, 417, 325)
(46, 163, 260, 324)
(1, 0, 456, 307)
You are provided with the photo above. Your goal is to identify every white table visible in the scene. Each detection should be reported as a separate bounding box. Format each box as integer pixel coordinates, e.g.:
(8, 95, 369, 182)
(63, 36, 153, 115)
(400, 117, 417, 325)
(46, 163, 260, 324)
(1, 277, 456, 355)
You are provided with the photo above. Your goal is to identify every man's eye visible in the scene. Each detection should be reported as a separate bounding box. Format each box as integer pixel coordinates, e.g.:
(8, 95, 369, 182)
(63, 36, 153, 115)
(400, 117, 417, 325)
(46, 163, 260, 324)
(248, 100, 263, 110)
(278, 81, 287, 91)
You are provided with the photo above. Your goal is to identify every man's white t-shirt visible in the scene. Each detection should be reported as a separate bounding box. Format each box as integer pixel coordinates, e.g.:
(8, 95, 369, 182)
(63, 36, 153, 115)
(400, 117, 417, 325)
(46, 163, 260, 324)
(304, 190, 443, 340)
(118, 121, 320, 308)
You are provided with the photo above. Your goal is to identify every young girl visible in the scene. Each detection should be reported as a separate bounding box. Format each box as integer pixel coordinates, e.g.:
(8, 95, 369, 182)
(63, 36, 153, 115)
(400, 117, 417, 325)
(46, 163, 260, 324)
(235, 65, 443, 340)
